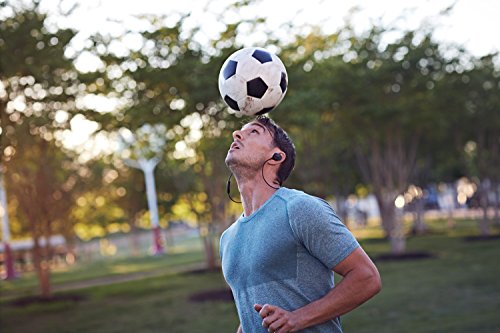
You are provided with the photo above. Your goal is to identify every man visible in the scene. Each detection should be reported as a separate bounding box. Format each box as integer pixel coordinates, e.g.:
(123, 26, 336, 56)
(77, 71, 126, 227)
(220, 116, 381, 333)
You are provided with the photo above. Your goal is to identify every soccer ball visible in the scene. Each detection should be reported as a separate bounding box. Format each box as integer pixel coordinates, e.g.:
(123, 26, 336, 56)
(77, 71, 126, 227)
(218, 47, 288, 116)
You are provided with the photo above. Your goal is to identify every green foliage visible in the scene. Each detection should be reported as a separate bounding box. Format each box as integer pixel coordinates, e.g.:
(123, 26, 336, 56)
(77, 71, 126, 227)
(5, 127, 80, 239)
(0, 1, 101, 297)
(82, 11, 263, 229)
(1, 2, 81, 155)
(1, 1, 85, 239)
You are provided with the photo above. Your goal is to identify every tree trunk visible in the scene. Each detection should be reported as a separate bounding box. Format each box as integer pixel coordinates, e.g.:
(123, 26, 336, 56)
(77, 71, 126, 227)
(390, 226, 406, 255)
(444, 185, 456, 229)
(411, 197, 427, 235)
(22, 197, 52, 298)
(204, 236, 216, 270)
(494, 181, 500, 227)
(479, 179, 491, 236)
(32, 238, 51, 299)
(65, 242, 77, 265)
(480, 206, 490, 236)
(376, 194, 406, 254)
(335, 196, 349, 228)
(200, 225, 216, 270)
(378, 198, 395, 238)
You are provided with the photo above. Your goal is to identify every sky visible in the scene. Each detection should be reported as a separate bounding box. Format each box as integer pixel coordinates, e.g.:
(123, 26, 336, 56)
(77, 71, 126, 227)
(17, 0, 500, 158)
(38, 0, 500, 60)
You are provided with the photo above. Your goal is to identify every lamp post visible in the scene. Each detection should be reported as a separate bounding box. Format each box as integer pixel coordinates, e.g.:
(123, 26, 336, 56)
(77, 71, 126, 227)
(118, 124, 167, 256)
(125, 157, 164, 255)
(0, 167, 17, 279)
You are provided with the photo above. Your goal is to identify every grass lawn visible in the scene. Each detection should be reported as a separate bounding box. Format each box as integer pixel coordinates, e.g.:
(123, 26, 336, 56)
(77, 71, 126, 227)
(1, 220, 499, 333)
(2, 271, 236, 333)
(344, 234, 500, 332)
(0, 236, 204, 299)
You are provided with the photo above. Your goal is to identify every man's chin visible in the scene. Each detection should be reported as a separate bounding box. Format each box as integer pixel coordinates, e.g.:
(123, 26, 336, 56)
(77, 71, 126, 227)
(225, 155, 247, 174)
(225, 154, 236, 168)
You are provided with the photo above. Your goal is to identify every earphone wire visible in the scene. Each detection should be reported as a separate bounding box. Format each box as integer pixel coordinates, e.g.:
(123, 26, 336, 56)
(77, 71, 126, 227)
(261, 157, 281, 190)
(226, 157, 281, 204)
(226, 173, 242, 203)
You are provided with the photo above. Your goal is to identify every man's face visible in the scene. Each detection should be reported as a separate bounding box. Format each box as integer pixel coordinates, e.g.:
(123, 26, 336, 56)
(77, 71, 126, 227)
(225, 121, 275, 172)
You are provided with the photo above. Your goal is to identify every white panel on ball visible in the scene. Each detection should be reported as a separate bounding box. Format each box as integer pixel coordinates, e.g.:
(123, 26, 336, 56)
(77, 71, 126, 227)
(232, 47, 254, 61)
(237, 57, 262, 81)
(222, 75, 247, 101)
(261, 86, 284, 109)
(237, 96, 264, 115)
(259, 63, 282, 86)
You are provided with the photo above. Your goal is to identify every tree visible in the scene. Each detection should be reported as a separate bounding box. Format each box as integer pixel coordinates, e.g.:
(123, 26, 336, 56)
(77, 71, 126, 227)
(82, 11, 267, 268)
(436, 53, 500, 234)
(1, 2, 85, 297)
(5, 129, 83, 297)
(322, 28, 464, 254)
(276, 32, 362, 205)
(250, 32, 362, 229)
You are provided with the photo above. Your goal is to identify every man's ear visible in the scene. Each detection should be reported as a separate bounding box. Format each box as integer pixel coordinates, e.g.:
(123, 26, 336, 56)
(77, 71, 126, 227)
(270, 151, 285, 164)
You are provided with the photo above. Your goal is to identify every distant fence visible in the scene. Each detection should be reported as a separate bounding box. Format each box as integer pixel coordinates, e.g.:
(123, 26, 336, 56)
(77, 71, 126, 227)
(0, 225, 199, 275)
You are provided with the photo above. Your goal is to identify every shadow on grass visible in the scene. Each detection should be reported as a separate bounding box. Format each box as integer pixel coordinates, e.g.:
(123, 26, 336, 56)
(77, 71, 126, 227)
(8, 293, 86, 307)
(183, 266, 222, 275)
(180, 266, 234, 303)
(189, 288, 233, 302)
(374, 251, 436, 262)
(463, 234, 500, 242)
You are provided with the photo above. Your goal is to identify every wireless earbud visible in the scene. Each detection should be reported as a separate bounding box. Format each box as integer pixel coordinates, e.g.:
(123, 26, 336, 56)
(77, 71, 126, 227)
(272, 153, 282, 161)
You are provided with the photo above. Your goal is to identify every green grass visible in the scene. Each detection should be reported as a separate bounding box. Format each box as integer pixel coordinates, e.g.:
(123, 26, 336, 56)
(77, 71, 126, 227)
(1, 220, 499, 333)
(344, 234, 500, 332)
(1, 272, 237, 333)
(0, 236, 204, 299)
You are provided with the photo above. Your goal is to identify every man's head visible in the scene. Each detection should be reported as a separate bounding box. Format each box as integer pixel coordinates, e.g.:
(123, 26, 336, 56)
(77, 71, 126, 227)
(254, 116, 295, 184)
(225, 115, 295, 185)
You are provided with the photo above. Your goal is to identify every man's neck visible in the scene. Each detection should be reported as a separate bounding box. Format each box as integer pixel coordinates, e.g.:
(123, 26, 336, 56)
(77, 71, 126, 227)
(235, 174, 278, 218)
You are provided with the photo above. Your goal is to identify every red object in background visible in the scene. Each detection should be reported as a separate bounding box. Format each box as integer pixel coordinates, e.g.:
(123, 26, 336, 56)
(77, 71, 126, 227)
(152, 226, 164, 255)
(3, 242, 18, 280)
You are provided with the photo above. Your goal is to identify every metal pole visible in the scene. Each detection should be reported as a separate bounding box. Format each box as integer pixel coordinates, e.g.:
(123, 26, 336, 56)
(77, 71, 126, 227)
(0, 168, 17, 279)
(139, 158, 164, 255)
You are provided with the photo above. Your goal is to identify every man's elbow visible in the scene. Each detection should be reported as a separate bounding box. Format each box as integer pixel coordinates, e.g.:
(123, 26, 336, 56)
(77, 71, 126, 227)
(367, 265, 382, 296)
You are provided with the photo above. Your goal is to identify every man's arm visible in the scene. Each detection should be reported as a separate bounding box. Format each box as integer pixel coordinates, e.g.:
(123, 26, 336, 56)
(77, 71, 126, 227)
(236, 324, 242, 333)
(256, 247, 381, 332)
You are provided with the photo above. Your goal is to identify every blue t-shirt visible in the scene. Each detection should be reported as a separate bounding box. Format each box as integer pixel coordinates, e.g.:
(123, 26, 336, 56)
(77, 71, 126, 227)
(220, 187, 360, 333)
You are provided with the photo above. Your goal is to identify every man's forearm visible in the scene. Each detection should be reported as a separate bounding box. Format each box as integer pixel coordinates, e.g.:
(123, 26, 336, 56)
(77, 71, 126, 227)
(292, 265, 381, 330)
(236, 324, 242, 333)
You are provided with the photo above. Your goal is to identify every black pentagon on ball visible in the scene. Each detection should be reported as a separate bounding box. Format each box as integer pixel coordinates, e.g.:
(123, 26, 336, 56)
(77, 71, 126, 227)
(252, 49, 273, 64)
(224, 95, 240, 111)
(280, 72, 287, 93)
(223, 60, 238, 80)
(255, 107, 274, 115)
(247, 77, 268, 98)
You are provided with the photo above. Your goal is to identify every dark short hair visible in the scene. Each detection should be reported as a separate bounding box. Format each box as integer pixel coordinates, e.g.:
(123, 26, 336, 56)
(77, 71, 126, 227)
(256, 116, 296, 184)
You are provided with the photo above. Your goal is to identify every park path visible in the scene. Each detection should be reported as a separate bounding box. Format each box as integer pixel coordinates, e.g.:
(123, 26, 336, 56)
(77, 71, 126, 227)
(53, 261, 208, 292)
(1, 261, 208, 300)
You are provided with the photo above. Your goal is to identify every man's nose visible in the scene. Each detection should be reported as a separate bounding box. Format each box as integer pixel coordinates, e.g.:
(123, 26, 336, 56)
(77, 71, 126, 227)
(232, 130, 242, 140)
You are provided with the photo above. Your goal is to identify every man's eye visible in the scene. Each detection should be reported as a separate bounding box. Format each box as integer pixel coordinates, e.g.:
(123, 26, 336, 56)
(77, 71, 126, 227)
(251, 129, 259, 134)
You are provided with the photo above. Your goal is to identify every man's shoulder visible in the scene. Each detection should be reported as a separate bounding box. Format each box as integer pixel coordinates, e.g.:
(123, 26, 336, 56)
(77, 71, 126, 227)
(220, 218, 240, 242)
(277, 187, 326, 208)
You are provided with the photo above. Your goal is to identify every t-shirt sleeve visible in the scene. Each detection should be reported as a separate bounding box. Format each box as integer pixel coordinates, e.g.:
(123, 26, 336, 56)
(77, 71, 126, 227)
(219, 230, 226, 261)
(287, 195, 359, 269)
